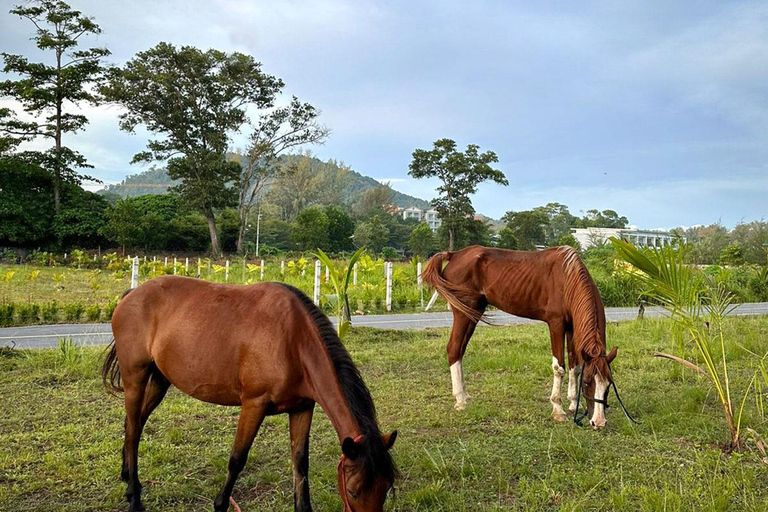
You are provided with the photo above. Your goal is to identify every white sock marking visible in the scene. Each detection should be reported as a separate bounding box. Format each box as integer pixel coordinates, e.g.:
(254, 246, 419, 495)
(550, 356, 566, 417)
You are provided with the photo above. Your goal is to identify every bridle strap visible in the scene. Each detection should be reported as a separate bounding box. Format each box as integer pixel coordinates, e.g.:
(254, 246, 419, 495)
(572, 363, 640, 426)
(338, 434, 364, 512)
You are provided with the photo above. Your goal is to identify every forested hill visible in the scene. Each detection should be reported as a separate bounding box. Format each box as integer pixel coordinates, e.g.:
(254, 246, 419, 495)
(98, 155, 431, 209)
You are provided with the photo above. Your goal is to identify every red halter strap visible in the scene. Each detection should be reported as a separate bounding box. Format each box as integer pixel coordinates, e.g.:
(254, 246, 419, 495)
(338, 435, 364, 512)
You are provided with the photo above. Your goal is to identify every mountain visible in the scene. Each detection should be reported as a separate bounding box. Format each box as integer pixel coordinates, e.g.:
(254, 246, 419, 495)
(98, 156, 431, 209)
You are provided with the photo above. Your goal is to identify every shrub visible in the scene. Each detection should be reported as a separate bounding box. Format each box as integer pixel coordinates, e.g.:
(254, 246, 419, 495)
(0, 304, 15, 327)
(63, 303, 85, 322)
(85, 304, 101, 322)
(16, 303, 40, 324)
(41, 301, 59, 323)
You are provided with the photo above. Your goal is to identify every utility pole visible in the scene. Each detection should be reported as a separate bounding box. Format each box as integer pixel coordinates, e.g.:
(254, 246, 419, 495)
(255, 205, 262, 258)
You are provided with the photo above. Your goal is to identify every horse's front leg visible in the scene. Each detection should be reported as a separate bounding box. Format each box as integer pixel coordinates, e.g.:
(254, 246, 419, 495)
(565, 329, 580, 414)
(213, 400, 268, 512)
(548, 321, 567, 422)
(289, 404, 315, 512)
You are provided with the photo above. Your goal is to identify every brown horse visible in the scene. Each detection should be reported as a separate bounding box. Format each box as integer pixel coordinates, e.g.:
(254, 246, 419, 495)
(102, 276, 397, 512)
(422, 245, 618, 429)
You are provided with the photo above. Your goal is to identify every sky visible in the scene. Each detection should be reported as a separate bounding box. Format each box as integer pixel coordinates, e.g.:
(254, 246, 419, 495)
(1, 0, 767, 229)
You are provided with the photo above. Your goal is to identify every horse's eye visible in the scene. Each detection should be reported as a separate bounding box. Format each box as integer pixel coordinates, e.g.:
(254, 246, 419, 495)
(348, 490, 358, 500)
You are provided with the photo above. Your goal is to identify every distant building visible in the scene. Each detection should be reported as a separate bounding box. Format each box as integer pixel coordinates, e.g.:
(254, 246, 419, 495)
(571, 227, 680, 249)
(395, 207, 442, 233)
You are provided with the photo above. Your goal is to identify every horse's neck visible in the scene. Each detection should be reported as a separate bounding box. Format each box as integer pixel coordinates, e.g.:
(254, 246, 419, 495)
(301, 341, 360, 442)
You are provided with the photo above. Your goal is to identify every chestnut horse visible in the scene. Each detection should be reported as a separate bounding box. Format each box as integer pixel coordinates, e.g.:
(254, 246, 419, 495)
(102, 276, 397, 512)
(422, 245, 618, 429)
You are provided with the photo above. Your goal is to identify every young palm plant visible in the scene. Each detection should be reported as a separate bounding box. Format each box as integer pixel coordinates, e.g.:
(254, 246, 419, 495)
(314, 247, 365, 339)
(611, 237, 763, 450)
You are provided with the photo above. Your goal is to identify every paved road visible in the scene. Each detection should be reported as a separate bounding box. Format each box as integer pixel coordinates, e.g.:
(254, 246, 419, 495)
(2, 303, 767, 350)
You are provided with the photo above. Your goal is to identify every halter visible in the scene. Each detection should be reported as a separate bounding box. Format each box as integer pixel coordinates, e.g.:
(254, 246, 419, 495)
(338, 434, 364, 512)
(572, 361, 640, 427)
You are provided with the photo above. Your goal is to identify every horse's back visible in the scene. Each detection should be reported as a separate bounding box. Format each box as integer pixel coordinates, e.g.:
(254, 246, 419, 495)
(111, 277, 312, 405)
(441, 246, 572, 321)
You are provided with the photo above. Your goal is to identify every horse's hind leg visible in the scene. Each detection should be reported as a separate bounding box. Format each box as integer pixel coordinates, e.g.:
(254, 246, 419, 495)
(289, 405, 315, 512)
(121, 367, 170, 482)
(547, 321, 567, 422)
(447, 306, 484, 411)
(213, 399, 268, 512)
(122, 364, 152, 512)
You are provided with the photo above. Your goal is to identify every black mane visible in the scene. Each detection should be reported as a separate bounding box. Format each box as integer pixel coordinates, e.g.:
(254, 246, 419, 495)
(278, 284, 397, 487)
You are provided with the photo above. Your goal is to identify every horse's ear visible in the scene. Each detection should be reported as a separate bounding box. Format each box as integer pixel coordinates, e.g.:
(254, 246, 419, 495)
(342, 437, 363, 460)
(382, 430, 398, 450)
(607, 346, 618, 364)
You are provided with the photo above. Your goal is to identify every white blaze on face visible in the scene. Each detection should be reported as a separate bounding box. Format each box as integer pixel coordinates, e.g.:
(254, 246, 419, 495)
(450, 361, 468, 410)
(590, 373, 609, 429)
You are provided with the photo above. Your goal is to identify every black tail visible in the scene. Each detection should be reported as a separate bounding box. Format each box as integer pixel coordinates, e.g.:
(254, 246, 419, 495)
(101, 339, 123, 395)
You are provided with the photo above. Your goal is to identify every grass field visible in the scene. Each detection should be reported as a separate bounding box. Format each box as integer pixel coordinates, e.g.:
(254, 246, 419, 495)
(1, 318, 767, 511)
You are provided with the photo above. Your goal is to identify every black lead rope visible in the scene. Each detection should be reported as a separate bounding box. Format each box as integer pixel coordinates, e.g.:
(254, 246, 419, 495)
(572, 365, 640, 427)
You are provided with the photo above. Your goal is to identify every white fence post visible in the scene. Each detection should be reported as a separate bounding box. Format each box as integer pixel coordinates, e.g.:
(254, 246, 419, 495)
(417, 261, 423, 307)
(313, 260, 321, 305)
(164, 257, 168, 266)
(325, 265, 330, 283)
(225, 260, 230, 282)
(131, 257, 139, 289)
(385, 261, 393, 311)
(353, 263, 358, 285)
(260, 259, 265, 280)
(185, 257, 189, 274)
(197, 258, 201, 277)
(281, 260, 285, 275)
(173, 257, 177, 275)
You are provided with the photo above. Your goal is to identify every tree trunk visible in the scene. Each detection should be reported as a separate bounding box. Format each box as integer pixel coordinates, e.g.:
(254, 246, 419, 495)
(206, 209, 221, 256)
(54, 52, 63, 216)
(236, 207, 248, 254)
(448, 227, 455, 251)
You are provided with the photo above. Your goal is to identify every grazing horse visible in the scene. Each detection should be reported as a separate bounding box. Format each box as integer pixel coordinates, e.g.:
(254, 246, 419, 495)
(102, 276, 397, 512)
(422, 245, 618, 429)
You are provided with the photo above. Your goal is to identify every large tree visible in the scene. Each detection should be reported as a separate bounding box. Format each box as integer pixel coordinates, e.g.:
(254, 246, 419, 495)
(0, 0, 109, 214)
(236, 97, 329, 252)
(409, 138, 507, 250)
(502, 209, 548, 250)
(102, 43, 282, 255)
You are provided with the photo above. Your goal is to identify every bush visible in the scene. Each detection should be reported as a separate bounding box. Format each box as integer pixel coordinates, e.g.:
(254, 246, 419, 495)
(16, 303, 40, 324)
(41, 301, 59, 323)
(0, 304, 15, 327)
(380, 247, 399, 261)
(63, 303, 85, 322)
(103, 299, 119, 320)
(85, 304, 101, 322)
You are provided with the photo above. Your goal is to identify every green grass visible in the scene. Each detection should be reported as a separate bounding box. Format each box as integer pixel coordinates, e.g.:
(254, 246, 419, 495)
(1, 318, 767, 511)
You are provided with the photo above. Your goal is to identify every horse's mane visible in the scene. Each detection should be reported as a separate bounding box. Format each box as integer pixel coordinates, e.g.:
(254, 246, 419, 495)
(278, 284, 397, 487)
(557, 246, 605, 360)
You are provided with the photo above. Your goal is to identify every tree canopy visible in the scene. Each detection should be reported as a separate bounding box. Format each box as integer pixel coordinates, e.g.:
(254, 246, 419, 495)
(102, 42, 282, 255)
(0, 0, 110, 214)
(409, 138, 507, 250)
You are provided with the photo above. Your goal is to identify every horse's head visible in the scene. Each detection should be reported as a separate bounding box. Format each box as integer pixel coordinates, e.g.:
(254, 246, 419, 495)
(582, 346, 618, 429)
(338, 431, 398, 512)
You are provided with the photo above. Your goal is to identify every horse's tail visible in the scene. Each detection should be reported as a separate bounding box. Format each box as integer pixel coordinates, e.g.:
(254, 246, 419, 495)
(101, 288, 133, 396)
(422, 252, 485, 324)
(101, 339, 123, 396)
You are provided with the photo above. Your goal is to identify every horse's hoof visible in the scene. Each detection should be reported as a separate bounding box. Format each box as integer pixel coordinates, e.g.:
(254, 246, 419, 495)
(128, 501, 145, 512)
(552, 412, 567, 422)
(454, 401, 467, 411)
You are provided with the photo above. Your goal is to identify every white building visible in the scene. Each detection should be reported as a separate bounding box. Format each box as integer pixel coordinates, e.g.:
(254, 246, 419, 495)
(571, 227, 679, 249)
(399, 207, 442, 233)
